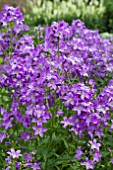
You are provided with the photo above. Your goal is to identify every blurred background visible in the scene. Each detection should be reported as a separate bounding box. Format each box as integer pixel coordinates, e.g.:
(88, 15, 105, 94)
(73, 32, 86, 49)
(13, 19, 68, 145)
(0, 0, 113, 35)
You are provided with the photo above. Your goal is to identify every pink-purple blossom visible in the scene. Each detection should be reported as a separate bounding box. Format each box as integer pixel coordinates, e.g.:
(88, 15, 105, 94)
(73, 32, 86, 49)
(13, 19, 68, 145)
(7, 148, 22, 159)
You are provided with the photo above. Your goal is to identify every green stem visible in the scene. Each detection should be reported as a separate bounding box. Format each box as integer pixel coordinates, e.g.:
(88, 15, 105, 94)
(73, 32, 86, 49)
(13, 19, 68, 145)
(45, 157, 48, 170)
(58, 37, 60, 60)
(58, 37, 60, 73)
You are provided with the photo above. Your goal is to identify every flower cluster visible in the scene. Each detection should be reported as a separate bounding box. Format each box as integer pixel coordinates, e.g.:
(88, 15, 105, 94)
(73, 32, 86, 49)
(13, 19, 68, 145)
(0, 4, 113, 170)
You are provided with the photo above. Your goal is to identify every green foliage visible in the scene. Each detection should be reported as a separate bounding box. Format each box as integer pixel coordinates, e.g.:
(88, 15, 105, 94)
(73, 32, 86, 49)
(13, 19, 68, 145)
(23, 0, 113, 33)
(24, 0, 106, 32)
(103, 0, 113, 33)
(0, 58, 3, 64)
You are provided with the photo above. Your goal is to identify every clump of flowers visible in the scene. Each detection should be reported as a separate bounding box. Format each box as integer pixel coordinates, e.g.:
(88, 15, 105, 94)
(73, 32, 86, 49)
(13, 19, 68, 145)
(0, 4, 113, 170)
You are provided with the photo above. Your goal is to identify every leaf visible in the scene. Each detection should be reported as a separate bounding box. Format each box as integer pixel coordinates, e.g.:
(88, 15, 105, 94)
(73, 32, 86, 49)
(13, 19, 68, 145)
(48, 155, 77, 167)
(62, 138, 69, 149)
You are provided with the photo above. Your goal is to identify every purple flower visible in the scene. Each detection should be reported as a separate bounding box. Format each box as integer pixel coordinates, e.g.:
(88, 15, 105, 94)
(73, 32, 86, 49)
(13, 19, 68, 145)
(0, 132, 6, 142)
(111, 158, 113, 164)
(92, 151, 102, 162)
(110, 119, 113, 131)
(5, 156, 11, 164)
(55, 109, 63, 116)
(24, 153, 33, 162)
(81, 157, 94, 169)
(89, 139, 101, 151)
(7, 148, 22, 159)
(0, 4, 24, 27)
(60, 116, 71, 128)
(26, 162, 41, 170)
(19, 132, 31, 141)
(5, 142, 11, 145)
(74, 146, 84, 160)
(108, 148, 111, 152)
(31, 162, 41, 170)
(32, 124, 47, 137)
(15, 162, 21, 170)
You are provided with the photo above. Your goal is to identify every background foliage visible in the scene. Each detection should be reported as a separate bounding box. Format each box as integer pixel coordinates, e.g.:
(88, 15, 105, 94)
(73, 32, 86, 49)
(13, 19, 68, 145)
(24, 0, 106, 33)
